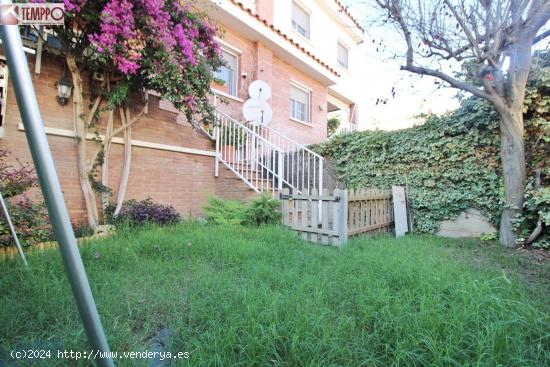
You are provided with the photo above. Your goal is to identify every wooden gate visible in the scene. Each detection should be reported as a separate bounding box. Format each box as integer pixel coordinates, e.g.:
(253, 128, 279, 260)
(280, 188, 396, 246)
(347, 189, 393, 236)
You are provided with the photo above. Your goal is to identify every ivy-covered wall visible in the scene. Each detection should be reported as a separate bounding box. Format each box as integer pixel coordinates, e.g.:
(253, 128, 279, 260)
(314, 63, 549, 247)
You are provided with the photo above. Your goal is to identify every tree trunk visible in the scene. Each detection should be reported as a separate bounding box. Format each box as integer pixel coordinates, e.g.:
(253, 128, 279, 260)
(101, 109, 114, 212)
(113, 107, 132, 216)
(497, 106, 526, 247)
(66, 53, 99, 229)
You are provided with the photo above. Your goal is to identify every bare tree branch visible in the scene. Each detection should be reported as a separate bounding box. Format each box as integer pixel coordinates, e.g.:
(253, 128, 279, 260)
(400, 64, 494, 100)
(443, 0, 483, 60)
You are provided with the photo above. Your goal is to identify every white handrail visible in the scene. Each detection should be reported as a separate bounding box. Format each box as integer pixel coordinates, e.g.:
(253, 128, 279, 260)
(215, 109, 279, 151)
(213, 108, 325, 196)
(256, 124, 324, 159)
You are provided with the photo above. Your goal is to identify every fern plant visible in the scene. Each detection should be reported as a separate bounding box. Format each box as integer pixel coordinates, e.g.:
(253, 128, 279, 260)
(242, 194, 281, 226)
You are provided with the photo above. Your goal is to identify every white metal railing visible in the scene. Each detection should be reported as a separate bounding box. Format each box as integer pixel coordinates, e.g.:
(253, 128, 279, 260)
(214, 110, 282, 196)
(336, 123, 358, 135)
(213, 109, 325, 196)
(254, 124, 324, 194)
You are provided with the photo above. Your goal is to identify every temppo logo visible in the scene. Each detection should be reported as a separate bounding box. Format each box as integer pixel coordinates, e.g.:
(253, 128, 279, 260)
(0, 3, 65, 25)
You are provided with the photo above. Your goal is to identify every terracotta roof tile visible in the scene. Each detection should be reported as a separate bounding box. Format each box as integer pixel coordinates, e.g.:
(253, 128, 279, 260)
(229, 0, 340, 77)
(333, 0, 364, 33)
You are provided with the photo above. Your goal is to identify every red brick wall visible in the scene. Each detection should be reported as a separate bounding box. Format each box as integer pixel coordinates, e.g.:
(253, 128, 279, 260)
(1, 54, 257, 225)
(215, 27, 329, 145)
(210, 29, 256, 120)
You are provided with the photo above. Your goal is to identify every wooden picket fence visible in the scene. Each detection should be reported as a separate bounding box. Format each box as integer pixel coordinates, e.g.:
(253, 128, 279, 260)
(280, 188, 395, 246)
(347, 189, 393, 236)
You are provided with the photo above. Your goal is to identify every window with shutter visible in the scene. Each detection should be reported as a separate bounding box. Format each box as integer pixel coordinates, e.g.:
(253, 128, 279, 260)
(291, 1, 310, 39)
(337, 42, 348, 70)
(214, 49, 239, 97)
(290, 84, 311, 123)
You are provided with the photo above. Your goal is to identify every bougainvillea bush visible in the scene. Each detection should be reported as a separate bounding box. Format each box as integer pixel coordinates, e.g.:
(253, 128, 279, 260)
(80, 0, 222, 116)
(314, 57, 549, 248)
(0, 150, 36, 198)
(55, 0, 223, 122)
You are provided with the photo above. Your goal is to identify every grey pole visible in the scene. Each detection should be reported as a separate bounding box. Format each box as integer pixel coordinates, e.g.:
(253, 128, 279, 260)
(0, 190, 28, 266)
(0, 24, 114, 366)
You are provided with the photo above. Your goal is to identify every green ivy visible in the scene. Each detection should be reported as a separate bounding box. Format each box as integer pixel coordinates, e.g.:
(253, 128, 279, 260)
(313, 63, 549, 247)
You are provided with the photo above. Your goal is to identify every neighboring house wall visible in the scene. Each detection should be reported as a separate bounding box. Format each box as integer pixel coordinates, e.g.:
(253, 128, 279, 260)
(0, 54, 256, 224)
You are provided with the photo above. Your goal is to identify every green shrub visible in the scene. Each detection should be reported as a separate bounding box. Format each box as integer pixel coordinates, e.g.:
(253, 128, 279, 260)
(515, 184, 550, 249)
(203, 195, 280, 226)
(203, 197, 247, 225)
(0, 196, 51, 247)
(480, 232, 497, 242)
(243, 194, 281, 226)
(327, 116, 340, 137)
(72, 222, 95, 238)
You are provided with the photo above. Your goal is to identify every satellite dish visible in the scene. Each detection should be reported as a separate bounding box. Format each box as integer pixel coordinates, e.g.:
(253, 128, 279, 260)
(243, 98, 272, 125)
(248, 80, 271, 101)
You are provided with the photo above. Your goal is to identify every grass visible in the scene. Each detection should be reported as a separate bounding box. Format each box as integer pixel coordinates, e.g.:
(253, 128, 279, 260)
(1, 223, 549, 366)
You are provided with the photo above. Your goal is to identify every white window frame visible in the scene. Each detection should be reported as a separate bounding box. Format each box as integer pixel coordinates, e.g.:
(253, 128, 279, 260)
(336, 41, 349, 70)
(289, 81, 312, 125)
(291, 1, 311, 40)
(214, 46, 239, 98)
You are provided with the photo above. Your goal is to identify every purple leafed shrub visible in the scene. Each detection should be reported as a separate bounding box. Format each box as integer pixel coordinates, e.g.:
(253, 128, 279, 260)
(0, 196, 52, 247)
(0, 149, 37, 198)
(0, 149, 51, 247)
(106, 198, 181, 226)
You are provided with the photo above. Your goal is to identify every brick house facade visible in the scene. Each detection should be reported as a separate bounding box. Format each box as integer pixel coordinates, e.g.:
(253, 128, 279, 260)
(0, 0, 364, 225)
(0, 55, 255, 224)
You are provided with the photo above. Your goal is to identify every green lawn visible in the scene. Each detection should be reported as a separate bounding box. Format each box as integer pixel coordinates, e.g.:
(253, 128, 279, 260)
(1, 223, 549, 366)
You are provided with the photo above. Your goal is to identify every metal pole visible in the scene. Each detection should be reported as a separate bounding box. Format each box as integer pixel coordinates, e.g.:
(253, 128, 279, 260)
(0, 191, 28, 266)
(318, 158, 324, 224)
(214, 122, 220, 177)
(0, 23, 114, 366)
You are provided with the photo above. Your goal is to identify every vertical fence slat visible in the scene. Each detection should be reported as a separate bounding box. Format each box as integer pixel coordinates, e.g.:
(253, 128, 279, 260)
(332, 189, 340, 245)
(310, 188, 319, 243)
(292, 189, 299, 229)
(340, 189, 348, 245)
(281, 188, 289, 226)
(321, 189, 329, 245)
(300, 190, 308, 241)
